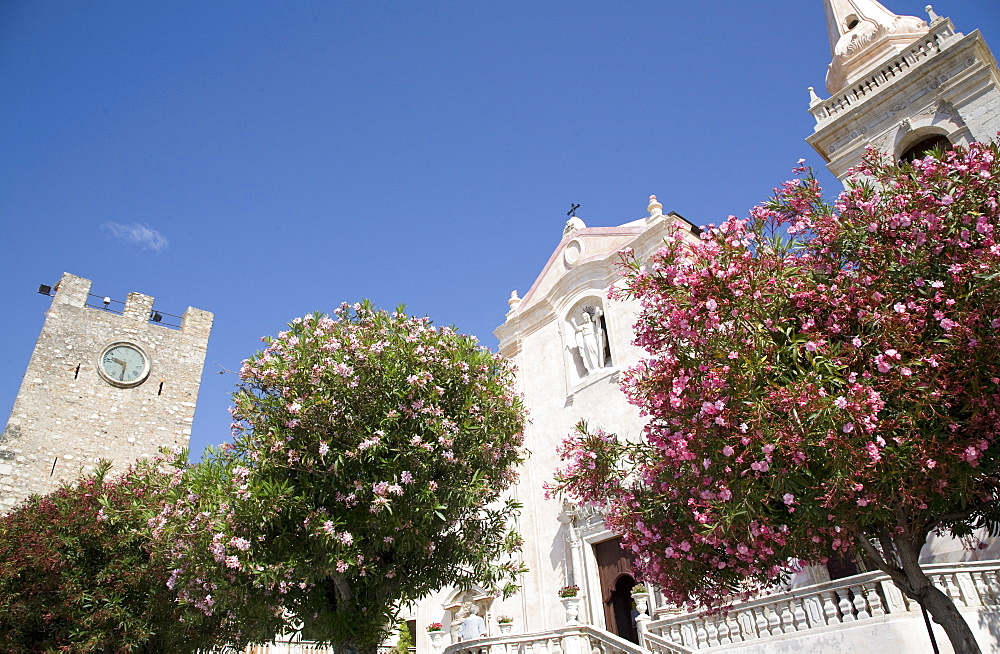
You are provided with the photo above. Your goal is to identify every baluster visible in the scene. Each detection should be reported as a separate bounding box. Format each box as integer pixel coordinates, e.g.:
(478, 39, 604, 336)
(716, 614, 732, 645)
(791, 598, 808, 629)
(705, 617, 720, 646)
(753, 606, 769, 637)
(771, 602, 795, 634)
(778, 601, 795, 633)
(838, 590, 855, 622)
(938, 573, 961, 605)
(866, 582, 886, 617)
(976, 571, 1000, 605)
(849, 585, 870, 619)
(973, 572, 992, 606)
(669, 624, 683, 646)
(765, 604, 782, 636)
(550, 636, 562, 654)
(694, 619, 708, 648)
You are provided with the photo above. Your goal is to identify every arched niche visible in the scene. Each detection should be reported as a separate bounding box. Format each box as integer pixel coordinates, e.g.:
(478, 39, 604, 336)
(562, 296, 613, 383)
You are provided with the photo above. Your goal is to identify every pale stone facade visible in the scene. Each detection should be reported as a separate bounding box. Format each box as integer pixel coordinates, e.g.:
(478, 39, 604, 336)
(0, 272, 213, 509)
(407, 201, 701, 649)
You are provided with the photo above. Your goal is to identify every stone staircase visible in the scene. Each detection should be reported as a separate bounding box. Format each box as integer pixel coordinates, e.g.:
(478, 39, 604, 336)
(446, 561, 1000, 654)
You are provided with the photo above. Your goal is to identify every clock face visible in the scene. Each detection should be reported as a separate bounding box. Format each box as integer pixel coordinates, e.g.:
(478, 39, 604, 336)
(98, 342, 150, 387)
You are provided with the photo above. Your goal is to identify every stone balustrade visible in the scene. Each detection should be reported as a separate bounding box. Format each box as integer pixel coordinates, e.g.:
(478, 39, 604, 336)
(809, 18, 958, 125)
(442, 624, 662, 654)
(642, 560, 1000, 651)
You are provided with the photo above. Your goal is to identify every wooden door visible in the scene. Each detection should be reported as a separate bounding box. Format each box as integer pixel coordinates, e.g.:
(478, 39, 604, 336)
(593, 537, 639, 643)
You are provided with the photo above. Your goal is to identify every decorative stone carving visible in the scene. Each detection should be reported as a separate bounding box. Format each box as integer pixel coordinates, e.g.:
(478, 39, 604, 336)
(568, 306, 606, 374)
(870, 131, 893, 154)
(563, 240, 582, 268)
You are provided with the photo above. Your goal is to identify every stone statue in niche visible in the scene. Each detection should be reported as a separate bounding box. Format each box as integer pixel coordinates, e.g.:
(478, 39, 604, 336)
(570, 306, 607, 374)
(458, 604, 487, 641)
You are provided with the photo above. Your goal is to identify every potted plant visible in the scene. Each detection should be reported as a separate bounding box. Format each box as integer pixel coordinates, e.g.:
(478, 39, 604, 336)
(497, 615, 514, 634)
(558, 585, 583, 625)
(631, 584, 651, 622)
(426, 622, 447, 651)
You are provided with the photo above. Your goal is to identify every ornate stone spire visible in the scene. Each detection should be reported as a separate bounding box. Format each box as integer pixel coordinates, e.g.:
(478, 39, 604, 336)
(823, 0, 928, 94)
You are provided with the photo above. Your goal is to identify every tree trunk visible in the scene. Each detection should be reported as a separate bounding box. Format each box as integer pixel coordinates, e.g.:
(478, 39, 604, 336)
(890, 535, 982, 654)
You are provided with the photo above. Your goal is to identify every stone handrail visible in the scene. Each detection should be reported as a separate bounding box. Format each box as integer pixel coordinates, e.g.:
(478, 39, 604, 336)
(443, 624, 653, 654)
(809, 18, 958, 125)
(642, 560, 1000, 651)
(638, 629, 695, 654)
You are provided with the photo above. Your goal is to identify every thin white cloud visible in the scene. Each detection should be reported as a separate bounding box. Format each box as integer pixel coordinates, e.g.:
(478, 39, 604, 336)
(100, 222, 169, 253)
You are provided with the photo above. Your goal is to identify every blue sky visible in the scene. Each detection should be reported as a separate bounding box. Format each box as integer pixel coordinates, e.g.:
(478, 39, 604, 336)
(2, 1, 997, 459)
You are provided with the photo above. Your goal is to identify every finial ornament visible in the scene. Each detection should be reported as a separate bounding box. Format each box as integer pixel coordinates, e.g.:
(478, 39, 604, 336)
(925, 5, 940, 22)
(647, 194, 663, 219)
(505, 290, 522, 320)
(808, 86, 822, 105)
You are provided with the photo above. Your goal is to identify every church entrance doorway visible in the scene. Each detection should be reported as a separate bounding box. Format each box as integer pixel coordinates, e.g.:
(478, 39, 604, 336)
(593, 537, 639, 643)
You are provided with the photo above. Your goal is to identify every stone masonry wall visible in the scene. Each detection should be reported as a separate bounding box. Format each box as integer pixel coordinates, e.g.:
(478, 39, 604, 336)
(0, 272, 213, 510)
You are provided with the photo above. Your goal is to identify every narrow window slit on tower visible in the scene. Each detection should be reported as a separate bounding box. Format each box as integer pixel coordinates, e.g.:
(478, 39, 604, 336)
(74, 364, 80, 379)
(50, 457, 58, 477)
(158, 381, 164, 396)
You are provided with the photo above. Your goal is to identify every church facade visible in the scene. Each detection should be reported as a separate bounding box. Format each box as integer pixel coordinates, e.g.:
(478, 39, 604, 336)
(413, 2, 1000, 653)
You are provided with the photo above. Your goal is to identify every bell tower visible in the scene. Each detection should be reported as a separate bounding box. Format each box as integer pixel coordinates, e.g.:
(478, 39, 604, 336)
(807, 1, 1000, 180)
(0, 273, 213, 510)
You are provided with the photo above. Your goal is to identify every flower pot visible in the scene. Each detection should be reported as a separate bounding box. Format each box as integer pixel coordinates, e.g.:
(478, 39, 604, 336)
(499, 623, 513, 634)
(631, 591, 651, 620)
(428, 629, 448, 651)
(560, 595, 584, 625)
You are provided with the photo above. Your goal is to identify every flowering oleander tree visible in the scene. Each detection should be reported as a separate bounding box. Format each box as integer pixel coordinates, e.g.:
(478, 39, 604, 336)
(154, 303, 527, 652)
(552, 142, 1000, 654)
(0, 460, 230, 652)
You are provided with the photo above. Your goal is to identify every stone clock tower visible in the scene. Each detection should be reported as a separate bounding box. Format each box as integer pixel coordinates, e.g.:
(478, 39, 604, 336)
(807, 1, 1000, 180)
(0, 272, 213, 510)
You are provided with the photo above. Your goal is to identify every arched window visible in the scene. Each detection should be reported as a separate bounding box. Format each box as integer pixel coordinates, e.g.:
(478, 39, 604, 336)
(899, 134, 952, 163)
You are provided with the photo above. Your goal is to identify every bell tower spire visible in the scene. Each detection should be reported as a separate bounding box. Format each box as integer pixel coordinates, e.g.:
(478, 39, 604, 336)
(806, 2, 1000, 181)
(823, 0, 929, 93)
